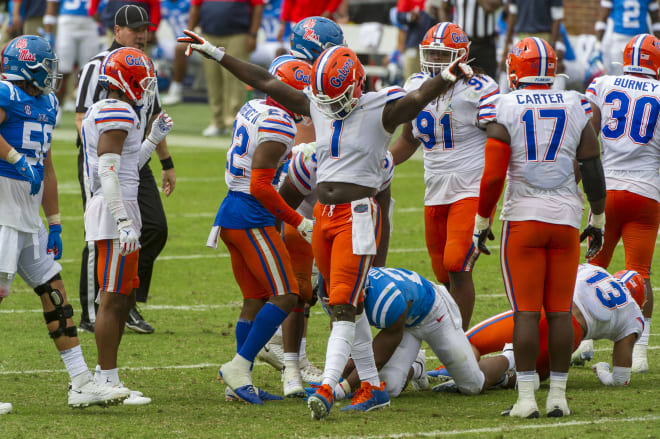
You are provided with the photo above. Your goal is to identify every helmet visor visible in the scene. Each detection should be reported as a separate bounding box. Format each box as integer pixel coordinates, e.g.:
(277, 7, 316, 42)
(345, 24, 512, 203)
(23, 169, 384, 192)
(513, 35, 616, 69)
(419, 45, 464, 77)
(311, 85, 357, 120)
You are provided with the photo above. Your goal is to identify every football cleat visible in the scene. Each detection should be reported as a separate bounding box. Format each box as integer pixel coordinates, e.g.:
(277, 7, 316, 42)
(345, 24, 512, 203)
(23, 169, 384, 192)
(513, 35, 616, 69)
(219, 360, 262, 404)
(0, 402, 13, 415)
(225, 386, 283, 402)
(68, 379, 130, 409)
(308, 384, 334, 420)
(256, 339, 284, 371)
(570, 339, 594, 366)
(340, 382, 390, 413)
(501, 399, 540, 419)
(427, 365, 452, 381)
(299, 355, 324, 383)
(282, 366, 305, 398)
(121, 387, 152, 406)
(411, 349, 429, 391)
(546, 396, 571, 417)
(631, 344, 649, 373)
(432, 379, 459, 393)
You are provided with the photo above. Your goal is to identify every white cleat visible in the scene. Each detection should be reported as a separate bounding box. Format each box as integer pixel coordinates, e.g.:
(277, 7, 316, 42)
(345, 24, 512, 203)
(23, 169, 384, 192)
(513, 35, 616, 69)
(219, 359, 253, 391)
(282, 366, 305, 398)
(257, 339, 284, 371)
(546, 396, 571, 417)
(570, 339, 594, 366)
(299, 355, 323, 383)
(121, 387, 152, 405)
(411, 349, 429, 391)
(502, 399, 540, 418)
(162, 89, 183, 106)
(631, 344, 648, 373)
(68, 379, 130, 409)
(0, 402, 12, 414)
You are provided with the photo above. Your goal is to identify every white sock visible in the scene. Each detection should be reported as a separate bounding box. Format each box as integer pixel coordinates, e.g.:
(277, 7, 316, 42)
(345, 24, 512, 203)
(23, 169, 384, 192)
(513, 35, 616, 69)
(71, 370, 93, 389)
(321, 321, 355, 389)
(59, 345, 89, 380)
(97, 368, 120, 386)
(517, 370, 536, 401)
(275, 326, 283, 338)
(168, 81, 182, 94)
(501, 350, 515, 370)
(637, 318, 651, 346)
(351, 313, 380, 387)
(283, 352, 298, 365)
(299, 337, 307, 357)
(548, 371, 568, 399)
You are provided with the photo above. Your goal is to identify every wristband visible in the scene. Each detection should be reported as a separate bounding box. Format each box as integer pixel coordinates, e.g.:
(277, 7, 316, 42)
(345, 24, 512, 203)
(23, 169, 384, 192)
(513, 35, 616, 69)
(595, 21, 607, 32)
(160, 156, 174, 170)
(6, 148, 21, 164)
(590, 212, 605, 229)
(43, 15, 57, 26)
(46, 213, 61, 225)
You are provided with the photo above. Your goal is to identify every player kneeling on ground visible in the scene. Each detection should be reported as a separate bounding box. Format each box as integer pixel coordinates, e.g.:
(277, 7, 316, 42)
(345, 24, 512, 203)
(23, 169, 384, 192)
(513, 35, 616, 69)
(0, 35, 130, 412)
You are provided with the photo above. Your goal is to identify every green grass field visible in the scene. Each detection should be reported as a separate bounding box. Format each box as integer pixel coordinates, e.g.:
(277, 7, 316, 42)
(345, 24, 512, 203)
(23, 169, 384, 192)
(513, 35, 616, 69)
(0, 104, 658, 438)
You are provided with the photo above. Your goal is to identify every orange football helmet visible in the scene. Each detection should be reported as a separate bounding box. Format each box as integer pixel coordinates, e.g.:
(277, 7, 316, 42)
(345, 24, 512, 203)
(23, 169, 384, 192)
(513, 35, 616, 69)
(507, 37, 556, 90)
(622, 34, 660, 79)
(614, 270, 647, 308)
(269, 54, 312, 91)
(310, 46, 365, 119)
(419, 22, 470, 77)
(99, 47, 156, 106)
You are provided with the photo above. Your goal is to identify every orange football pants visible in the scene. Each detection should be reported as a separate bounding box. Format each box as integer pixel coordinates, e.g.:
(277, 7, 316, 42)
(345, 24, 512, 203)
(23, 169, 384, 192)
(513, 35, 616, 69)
(221, 226, 299, 300)
(424, 198, 480, 284)
(96, 239, 140, 295)
(589, 190, 660, 278)
(312, 200, 381, 307)
(466, 309, 584, 380)
(283, 222, 314, 302)
(500, 220, 579, 312)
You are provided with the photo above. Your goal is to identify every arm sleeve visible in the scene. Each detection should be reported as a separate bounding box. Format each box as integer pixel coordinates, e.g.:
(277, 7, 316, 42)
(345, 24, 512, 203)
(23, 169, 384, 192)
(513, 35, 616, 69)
(98, 153, 128, 222)
(477, 137, 510, 218)
(251, 168, 304, 226)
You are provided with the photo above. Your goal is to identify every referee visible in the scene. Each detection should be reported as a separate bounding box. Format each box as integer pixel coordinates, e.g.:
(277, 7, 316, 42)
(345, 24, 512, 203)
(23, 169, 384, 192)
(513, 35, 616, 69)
(76, 4, 176, 334)
(433, 0, 503, 78)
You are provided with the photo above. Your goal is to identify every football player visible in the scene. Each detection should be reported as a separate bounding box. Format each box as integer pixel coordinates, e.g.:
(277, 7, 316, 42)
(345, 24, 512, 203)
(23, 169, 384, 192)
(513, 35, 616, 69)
(178, 29, 470, 419)
(431, 264, 645, 389)
(585, 34, 660, 374)
(205, 56, 314, 404)
(390, 22, 500, 330)
(82, 47, 173, 405)
(0, 35, 129, 411)
(473, 37, 606, 418)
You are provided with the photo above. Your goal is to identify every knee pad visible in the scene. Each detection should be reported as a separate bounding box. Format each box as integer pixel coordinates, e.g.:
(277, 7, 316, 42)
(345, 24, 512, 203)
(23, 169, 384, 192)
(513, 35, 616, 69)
(34, 275, 77, 339)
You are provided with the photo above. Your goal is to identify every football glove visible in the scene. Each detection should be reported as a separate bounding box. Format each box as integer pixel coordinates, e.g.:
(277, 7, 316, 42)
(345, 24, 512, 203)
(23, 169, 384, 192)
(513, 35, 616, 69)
(177, 30, 225, 62)
(147, 111, 174, 145)
(117, 218, 141, 256)
(297, 217, 314, 245)
(580, 213, 604, 259)
(12, 154, 42, 195)
(473, 214, 494, 255)
(441, 57, 473, 83)
(47, 223, 63, 260)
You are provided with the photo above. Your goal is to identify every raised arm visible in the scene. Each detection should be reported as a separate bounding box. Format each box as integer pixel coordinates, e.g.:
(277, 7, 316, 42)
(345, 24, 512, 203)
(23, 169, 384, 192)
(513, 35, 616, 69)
(178, 30, 310, 117)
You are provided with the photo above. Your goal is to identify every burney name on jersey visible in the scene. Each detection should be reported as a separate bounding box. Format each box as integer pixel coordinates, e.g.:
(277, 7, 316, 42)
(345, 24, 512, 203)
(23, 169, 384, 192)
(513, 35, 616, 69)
(611, 77, 660, 92)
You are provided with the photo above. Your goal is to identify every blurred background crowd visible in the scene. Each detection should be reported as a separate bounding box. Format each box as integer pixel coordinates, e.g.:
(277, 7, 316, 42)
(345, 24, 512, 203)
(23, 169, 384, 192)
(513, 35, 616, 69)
(0, 0, 651, 136)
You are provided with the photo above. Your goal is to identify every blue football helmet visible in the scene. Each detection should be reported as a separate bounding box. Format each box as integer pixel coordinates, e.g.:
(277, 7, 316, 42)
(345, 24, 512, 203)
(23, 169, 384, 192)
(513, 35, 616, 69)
(290, 16, 345, 63)
(1, 35, 61, 94)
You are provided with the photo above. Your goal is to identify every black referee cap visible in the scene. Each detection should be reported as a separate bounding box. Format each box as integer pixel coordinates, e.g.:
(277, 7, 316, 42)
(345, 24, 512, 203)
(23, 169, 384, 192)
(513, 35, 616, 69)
(115, 4, 155, 28)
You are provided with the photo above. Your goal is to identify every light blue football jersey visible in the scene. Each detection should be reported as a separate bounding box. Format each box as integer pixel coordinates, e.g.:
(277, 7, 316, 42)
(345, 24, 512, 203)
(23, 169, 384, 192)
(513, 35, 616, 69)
(60, 0, 91, 16)
(364, 267, 437, 329)
(0, 81, 58, 182)
(611, 0, 656, 35)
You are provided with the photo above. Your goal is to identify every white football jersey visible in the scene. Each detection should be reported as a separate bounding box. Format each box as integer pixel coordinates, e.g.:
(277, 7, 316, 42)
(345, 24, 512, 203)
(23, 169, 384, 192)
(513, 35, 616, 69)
(305, 86, 405, 190)
(405, 73, 499, 205)
(586, 74, 660, 202)
(287, 143, 394, 218)
(82, 99, 142, 240)
(574, 264, 644, 342)
(488, 89, 592, 229)
(224, 99, 297, 194)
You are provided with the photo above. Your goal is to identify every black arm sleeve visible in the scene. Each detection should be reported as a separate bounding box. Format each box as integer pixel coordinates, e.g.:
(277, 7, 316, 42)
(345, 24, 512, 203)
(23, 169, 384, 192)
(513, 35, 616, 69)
(578, 155, 606, 201)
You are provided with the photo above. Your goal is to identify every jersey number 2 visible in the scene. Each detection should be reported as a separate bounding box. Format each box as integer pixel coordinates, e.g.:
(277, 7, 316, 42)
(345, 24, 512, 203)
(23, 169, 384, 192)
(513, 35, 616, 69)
(228, 123, 250, 177)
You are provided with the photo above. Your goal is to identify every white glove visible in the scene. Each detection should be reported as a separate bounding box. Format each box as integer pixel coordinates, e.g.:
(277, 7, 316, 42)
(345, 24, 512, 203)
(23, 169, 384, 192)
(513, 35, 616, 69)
(147, 111, 173, 145)
(441, 57, 473, 83)
(297, 217, 314, 245)
(117, 218, 141, 256)
(177, 29, 225, 62)
(292, 142, 316, 162)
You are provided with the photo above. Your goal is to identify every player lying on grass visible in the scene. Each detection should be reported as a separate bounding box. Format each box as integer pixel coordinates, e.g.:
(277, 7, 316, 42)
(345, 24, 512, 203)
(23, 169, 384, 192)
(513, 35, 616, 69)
(429, 264, 646, 388)
(311, 267, 515, 403)
(0, 36, 131, 413)
(179, 28, 470, 420)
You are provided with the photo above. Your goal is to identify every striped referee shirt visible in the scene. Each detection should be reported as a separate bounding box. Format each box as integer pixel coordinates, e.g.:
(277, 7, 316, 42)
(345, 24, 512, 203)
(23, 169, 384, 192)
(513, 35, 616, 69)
(447, 0, 500, 39)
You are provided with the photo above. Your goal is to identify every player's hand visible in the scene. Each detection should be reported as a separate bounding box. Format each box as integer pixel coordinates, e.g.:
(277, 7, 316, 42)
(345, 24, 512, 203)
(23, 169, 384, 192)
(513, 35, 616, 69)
(161, 168, 176, 196)
(442, 57, 473, 83)
(117, 218, 141, 256)
(177, 30, 226, 62)
(147, 111, 173, 145)
(580, 213, 604, 259)
(297, 217, 314, 244)
(47, 223, 63, 260)
(473, 214, 493, 256)
(12, 154, 42, 195)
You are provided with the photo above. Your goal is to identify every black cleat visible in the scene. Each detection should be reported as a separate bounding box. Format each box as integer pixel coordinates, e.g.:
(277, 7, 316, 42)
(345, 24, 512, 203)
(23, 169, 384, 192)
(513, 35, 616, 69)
(79, 319, 95, 333)
(125, 307, 154, 334)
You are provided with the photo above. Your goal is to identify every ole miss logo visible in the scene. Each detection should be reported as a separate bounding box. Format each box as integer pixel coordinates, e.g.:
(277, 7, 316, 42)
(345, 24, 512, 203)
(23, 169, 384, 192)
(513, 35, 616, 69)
(19, 49, 36, 62)
(329, 58, 354, 88)
(303, 19, 320, 44)
(15, 39, 27, 49)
